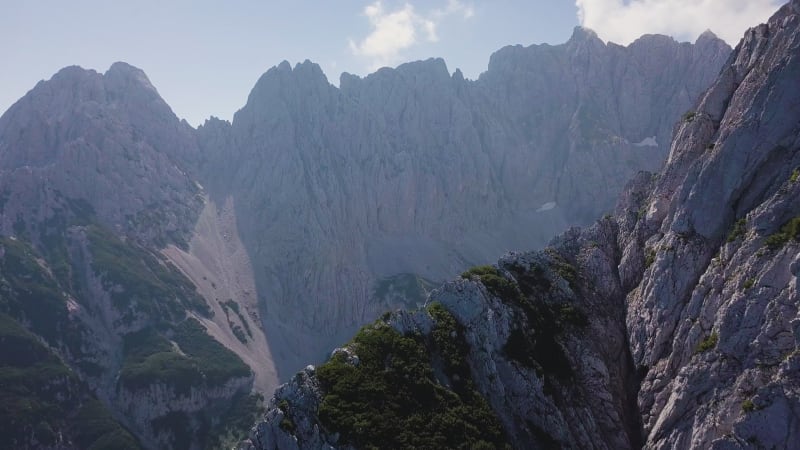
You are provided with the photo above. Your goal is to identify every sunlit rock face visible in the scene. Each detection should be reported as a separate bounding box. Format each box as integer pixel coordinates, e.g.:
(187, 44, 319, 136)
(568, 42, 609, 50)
(245, 2, 800, 448)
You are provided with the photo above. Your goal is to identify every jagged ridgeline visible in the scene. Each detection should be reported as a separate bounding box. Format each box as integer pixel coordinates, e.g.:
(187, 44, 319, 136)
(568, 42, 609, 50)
(245, 1, 800, 448)
(198, 24, 729, 381)
(0, 9, 736, 450)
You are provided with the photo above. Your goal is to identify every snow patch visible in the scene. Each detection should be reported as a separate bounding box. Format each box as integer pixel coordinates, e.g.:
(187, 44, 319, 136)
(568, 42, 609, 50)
(536, 201, 557, 212)
(633, 136, 658, 147)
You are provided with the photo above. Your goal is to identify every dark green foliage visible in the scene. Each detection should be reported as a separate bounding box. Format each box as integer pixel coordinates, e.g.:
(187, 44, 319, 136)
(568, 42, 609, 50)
(0, 314, 140, 449)
(530, 422, 561, 450)
(507, 263, 551, 296)
(461, 264, 498, 279)
(205, 393, 265, 449)
(172, 318, 252, 386)
(644, 249, 656, 269)
(743, 278, 755, 290)
(279, 416, 296, 434)
(119, 319, 250, 393)
(428, 302, 468, 377)
(682, 111, 697, 122)
(278, 398, 297, 434)
(462, 265, 521, 302)
(86, 225, 210, 321)
(0, 314, 76, 442)
(791, 168, 799, 183)
(0, 238, 86, 356)
(558, 305, 589, 328)
(220, 300, 253, 342)
(727, 218, 747, 243)
(547, 251, 578, 290)
(764, 217, 800, 249)
(500, 257, 587, 384)
(695, 332, 719, 354)
(72, 400, 140, 450)
(741, 399, 755, 413)
(119, 328, 203, 395)
(231, 325, 248, 344)
(152, 411, 193, 450)
(637, 205, 647, 219)
(315, 321, 507, 449)
(1, 213, 246, 448)
(503, 328, 537, 367)
(152, 392, 264, 450)
(503, 320, 573, 382)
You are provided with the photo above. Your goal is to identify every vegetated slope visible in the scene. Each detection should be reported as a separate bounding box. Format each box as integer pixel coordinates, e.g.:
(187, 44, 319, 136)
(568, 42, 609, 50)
(199, 29, 729, 379)
(243, 2, 800, 448)
(0, 65, 261, 449)
(0, 237, 142, 449)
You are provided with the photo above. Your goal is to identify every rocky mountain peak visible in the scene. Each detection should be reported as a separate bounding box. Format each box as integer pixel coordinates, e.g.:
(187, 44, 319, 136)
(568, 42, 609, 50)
(292, 59, 327, 78)
(234, 59, 336, 132)
(0, 61, 202, 246)
(104, 61, 160, 96)
(696, 29, 721, 44)
(49, 64, 100, 83)
(246, 59, 332, 98)
(341, 57, 454, 101)
(393, 57, 449, 77)
(568, 25, 601, 43)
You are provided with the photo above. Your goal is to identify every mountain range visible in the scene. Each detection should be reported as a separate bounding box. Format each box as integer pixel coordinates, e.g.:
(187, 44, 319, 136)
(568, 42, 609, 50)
(0, 5, 781, 449)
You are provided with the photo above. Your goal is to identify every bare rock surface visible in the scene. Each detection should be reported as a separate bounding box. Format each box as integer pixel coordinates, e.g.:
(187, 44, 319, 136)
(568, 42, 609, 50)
(246, 2, 800, 448)
(0, 62, 202, 246)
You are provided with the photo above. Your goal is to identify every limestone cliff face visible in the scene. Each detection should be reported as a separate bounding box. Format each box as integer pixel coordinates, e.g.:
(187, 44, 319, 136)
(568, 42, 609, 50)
(618, 1, 800, 446)
(244, 2, 800, 448)
(202, 31, 729, 378)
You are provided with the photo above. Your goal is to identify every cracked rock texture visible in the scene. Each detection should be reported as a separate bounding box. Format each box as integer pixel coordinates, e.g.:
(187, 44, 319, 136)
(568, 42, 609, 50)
(246, 2, 800, 448)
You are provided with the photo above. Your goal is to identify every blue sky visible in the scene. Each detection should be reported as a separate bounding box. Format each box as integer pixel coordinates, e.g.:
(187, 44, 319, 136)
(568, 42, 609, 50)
(0, 0, 783, 126)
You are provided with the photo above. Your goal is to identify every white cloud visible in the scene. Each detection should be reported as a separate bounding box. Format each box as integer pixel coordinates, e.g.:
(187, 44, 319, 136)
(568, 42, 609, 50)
(433, 0, 475, 19)
(575, 0, 783, 45)
(349, 1, 474, 71)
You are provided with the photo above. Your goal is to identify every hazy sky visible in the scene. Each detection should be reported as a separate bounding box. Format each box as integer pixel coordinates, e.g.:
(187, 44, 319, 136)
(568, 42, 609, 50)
(1, 0, 783, 126)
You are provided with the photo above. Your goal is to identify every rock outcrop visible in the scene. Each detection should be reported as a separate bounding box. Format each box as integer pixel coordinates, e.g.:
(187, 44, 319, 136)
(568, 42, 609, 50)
(245, 2, 800, 448)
